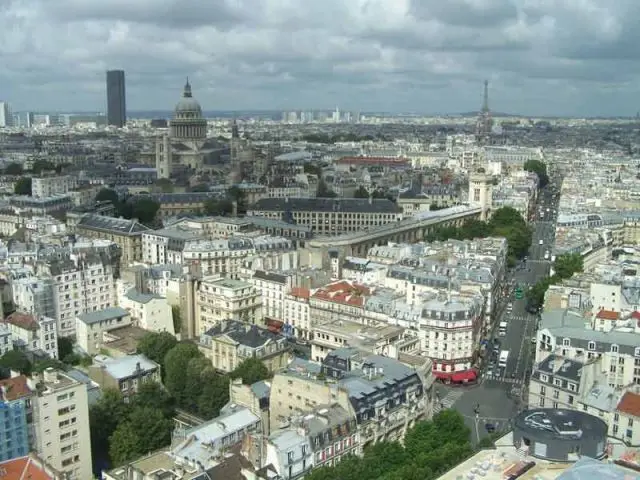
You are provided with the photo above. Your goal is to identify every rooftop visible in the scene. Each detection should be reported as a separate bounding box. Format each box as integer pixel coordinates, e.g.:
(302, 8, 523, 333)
(93, 354, 159, 380)
(617, 391, 640, 418)
(77, 306, 129, 325)
(513, 408, 608, 442)
(77, 213, 150, 235)
(0, 375, 31, 402)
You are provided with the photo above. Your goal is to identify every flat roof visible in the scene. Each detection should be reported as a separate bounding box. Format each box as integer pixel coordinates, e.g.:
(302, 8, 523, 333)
(514, 409, 608, 442)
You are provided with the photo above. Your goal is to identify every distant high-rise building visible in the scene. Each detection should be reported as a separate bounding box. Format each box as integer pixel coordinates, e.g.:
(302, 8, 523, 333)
(0, 102, 13, 127)
(475, 80, 493, 145)
(106, 70, 126, 127)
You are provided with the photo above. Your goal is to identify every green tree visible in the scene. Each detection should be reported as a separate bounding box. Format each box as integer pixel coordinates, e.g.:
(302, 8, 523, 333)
(197, 369, 230, 419)
(95, 188, 119, 204)
(57, 337, 74, 360)
(489, 206, 526, 230)
(131, 381, 175, 418)
(127, 406, 173, 454)
(109, 422, 142, 466)
(163, 342, 203, 407)
(354, 186, 369, 198)
(14, 177, 32, 195)
(90, 389, 131, 468)
(137, 332, 177, 370)
(131, 197, 160, 225)
(155, 178, 174, 193)
(171, 306, 182, 334)
(31, 159, 55, 175)
(33, 358, 66, 373)
(229, 357, 270, 385)
(303, 163, 322, 176)
(523, 159, 549, 188)
(227, 185, 247, 213)
(204, 198, 233, 216)
(0, 350, 32, 374)
(554, 253, 583, 279)
(4, 163, 23, 175)
(317, 178, 337, 198)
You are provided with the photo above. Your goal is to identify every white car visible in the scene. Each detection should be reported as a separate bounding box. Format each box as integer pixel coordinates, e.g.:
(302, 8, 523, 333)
(539, 239, 543, 245)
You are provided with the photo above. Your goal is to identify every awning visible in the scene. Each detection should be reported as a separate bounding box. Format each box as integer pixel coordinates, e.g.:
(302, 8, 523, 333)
(451, 369, 477, 382)
(432, 371, 454, 380)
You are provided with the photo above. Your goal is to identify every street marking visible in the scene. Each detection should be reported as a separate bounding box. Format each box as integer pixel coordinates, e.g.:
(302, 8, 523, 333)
(433, 389, 465, 414)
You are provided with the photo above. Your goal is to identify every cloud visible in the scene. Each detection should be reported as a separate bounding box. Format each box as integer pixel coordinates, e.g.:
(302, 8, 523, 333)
(1, 0, 639, 116)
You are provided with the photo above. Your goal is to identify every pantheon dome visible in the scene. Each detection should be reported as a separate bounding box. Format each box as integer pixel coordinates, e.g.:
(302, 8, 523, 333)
(170, 79, 207, 140)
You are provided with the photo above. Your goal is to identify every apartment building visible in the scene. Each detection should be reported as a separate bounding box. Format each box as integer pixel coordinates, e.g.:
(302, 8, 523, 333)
(75, 307, 132, 355)
(31, 176, 76, 198)
(283, 287, 312, 340)
(251, 270, 293, 321)
(247, 197, 403, 235)
(196, 277, 262, 334)
(0, 323, 12, 357)
(396, 185, 460, 216)
(0, 375, 31, 461)
(199, 320, 290, 373)
(536, 308, 640, 389)
(270, 349, 433, 449)
(34, 251, 118, 338)
(75, 214, 150, 266)
(0, 454, 65, 479)
(4, 312, 58, 359)
(30, 368, 93, 480)
(141, 226, 203, 264)
(88, 354, 161, 398)
(122, 290, 174, 334)
(309, 280, 370, 325)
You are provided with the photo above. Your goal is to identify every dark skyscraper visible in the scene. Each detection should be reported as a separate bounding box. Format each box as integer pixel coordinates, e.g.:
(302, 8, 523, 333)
(106, 70, 126, 127)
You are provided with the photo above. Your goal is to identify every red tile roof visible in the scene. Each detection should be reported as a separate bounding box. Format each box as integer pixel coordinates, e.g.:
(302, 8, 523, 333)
(617, 392, 640, 418)
(596, 309, 619, 320)
(289, 287, 310, 299)
(632, 311, 640, 320)
(0, 375, 31, 401)
(4, 312, 39, 331)
(311, 281, 371, 307)
(0, 455, 56, 480)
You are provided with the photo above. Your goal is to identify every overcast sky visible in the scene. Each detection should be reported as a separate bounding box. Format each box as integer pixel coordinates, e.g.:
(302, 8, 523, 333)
(1, 0, 639, 116)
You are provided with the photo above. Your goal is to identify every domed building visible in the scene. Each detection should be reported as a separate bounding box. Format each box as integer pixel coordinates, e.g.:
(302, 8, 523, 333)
(155, 79, 221, 179)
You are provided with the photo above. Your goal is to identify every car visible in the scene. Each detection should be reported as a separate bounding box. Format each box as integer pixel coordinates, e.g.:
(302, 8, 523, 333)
(485, 423, 496, 433)
(531, 337, 537, 344)
(539, 239, 544, 245)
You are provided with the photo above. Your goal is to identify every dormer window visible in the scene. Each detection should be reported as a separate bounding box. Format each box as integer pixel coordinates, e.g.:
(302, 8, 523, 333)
(588, 341, 596, 351)
(562, 338, 571, 347)
(634, 347, 640, 357)
(611, 344, 619, 354)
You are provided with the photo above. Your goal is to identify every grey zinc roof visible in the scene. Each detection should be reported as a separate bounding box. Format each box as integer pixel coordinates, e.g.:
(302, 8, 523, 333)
(78, 213, 150, 235)
(253, 270, 288, 284)
(249, 197, 403, 214)
(125, 289, 161, 304)
(556, 456, 639, 480)
(250, 380, 270, 400)
(96, 354, 159, 380)
(541, 308, 640, 355)
(77, 306, 129, 325)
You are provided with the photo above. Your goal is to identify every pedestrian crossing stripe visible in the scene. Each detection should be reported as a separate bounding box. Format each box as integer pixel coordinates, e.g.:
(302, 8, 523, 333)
(434, 390, 465, 413)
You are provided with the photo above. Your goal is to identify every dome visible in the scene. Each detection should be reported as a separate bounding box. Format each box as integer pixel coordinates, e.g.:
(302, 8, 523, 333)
(174, 79, 202, 117)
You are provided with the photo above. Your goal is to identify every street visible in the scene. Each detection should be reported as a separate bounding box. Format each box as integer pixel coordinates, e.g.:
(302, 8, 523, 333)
(435, 180, 561, 442)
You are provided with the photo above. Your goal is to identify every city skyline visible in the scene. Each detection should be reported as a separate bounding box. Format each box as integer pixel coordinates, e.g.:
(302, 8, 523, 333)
(2, 1, 640, 117)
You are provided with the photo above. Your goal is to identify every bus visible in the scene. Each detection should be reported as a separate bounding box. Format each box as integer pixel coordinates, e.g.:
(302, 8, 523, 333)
(498, 350, 509, 368)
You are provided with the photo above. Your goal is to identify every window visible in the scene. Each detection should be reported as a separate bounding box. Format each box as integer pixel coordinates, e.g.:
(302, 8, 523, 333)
(611, 344, 619, 354)
(562, 338, 571, 347)
(588, 341, 596, 351)
(635, 347, 640, 357)
(540, 386, 546, 395)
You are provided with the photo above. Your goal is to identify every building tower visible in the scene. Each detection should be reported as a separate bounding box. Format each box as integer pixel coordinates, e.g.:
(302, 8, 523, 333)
(0, 102, 13, 127)
(468, 169, 493, 221)
(106, 70, 126, 127)
(475, 80, 493, 145)
(170, 79, 207, 140)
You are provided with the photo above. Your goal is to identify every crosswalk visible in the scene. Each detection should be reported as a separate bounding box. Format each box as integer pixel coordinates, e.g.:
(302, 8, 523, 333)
(433, 389, 465, 414)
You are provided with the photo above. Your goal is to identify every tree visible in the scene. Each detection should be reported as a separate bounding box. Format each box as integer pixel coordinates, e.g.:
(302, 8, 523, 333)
(303, 163, 322, 176)
(155, 178, 174, 193)
(90, 389, 131, 469)
(57, 337, 74, 360)
(229, 357, 270, 385)
(171, 306, 182, 334)
(14, 177, 32, 195)
(197, 369, 230, 419)
(33, 358, 66, 373)
(317, 178, 337, 198)
(137, 332, 177, 370)
(132, 381, 175, 418)
(554, 253, 583, 280)
(0, 350, 32, 375)
(489, 206, 526, 230)
(109, 422, 142, 466)
(204, 198, 233, 216)
(163, 343, 203, 407)
(227, 186, 247, 213)
(31, 159, 55, 175)
(523, 159, 549, 188)
(127, 406, 173, 454)
(4, 163, 23, 175)
(131, 197, 160, 225)
(95, 188, 119, 204)
(354, 186, 369, 198)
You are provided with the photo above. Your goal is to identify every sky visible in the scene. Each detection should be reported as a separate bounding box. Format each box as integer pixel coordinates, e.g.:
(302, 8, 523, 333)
(2, 0, 640, 117)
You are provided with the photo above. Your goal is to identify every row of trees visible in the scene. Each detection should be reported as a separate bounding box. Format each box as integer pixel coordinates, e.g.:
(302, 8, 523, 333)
(426, 206, 532, 265)
(91, 331, 272, 469)
(523, 159, 549, 188)
(306, 410, 473, 480)
(95, 188, 161, 226)
(353, 186, 389, 200)
(302, 133, 378, 144)
(526, 253, 584, 309)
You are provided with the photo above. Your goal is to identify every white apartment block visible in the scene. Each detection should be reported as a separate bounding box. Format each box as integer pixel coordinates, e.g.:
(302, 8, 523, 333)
(196, 277, 262, 334)
(122, 290, 175, 335)
(29, 368, 93, 480)
(536, 309, 640, 390)
(0, 323, 12, 357)
(283, 288, 312, 340)
(76, 307, 132, 355)
(31, 176, 76, 198)
(4, 312, 58, 359)
(251, 270, 292, 320)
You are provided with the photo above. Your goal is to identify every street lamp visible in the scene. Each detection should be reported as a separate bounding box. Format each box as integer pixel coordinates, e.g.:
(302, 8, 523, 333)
(474, 413, 481, 443)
